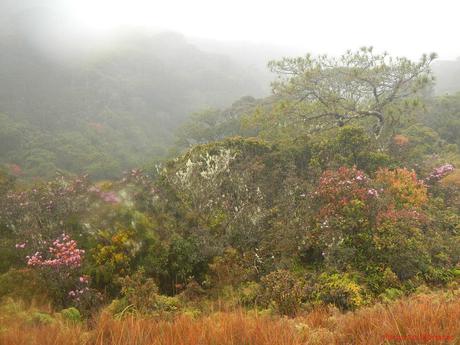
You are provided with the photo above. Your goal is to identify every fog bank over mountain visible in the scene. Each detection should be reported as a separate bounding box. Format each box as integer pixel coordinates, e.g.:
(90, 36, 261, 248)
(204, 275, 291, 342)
(1, 1, 460, 179)
(0, 3, 271, 178)
(433, 58, 460, 95)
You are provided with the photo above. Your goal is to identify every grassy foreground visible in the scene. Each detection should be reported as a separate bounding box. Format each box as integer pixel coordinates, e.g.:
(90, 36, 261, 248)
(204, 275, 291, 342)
(1, 290, 459, 345)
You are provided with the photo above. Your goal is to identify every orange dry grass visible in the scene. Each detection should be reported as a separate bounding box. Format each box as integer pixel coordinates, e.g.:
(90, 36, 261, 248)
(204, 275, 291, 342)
(0, 323, 86, 345)
(93, 312, 306, 345)
(332, 292, 460, 344)
(1, 291, 459, 345)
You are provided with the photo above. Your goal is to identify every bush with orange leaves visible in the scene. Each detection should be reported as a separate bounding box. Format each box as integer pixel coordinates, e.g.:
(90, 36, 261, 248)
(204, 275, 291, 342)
(392, 134, 410, 147)
(305, 166, 455, 292)
(374, 167, 428, 209)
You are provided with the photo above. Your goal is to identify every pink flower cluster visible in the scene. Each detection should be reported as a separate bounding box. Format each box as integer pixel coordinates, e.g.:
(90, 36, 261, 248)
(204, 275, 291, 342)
(426, 164, 454, 182)
(367, 188, 379, 197)
(68, 275, 90, 300)
(79, 275, 89, 284)
(68, 287, 89, 300)
(26, 233, 84, 268)
(15, 242, 27, 249)
(354, 172, 366, 182)
(26, 252, 44, 266)
(88, 186, 121, 204)
(88, 186, 99, 193)
(100, 191, 121, 204)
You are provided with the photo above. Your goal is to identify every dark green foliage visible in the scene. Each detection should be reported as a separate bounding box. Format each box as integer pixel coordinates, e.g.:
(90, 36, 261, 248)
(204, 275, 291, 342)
(118, 269, 182, 315)
(309, 126, 394, 173)
(165, 234, 208, 291)
(208, 248, 256, 289)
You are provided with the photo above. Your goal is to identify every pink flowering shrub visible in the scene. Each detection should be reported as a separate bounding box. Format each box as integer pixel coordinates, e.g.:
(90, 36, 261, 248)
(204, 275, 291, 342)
(70, 275, 104, 314)
(307, 166, 431, 281)
(68, 275, 90, 300)
(314, 166, 371, 218)
(426, 164, 454, 183)
(367, 188, 379, 197)
(23, 233, 89, 308)
(26, 233, 84, 269)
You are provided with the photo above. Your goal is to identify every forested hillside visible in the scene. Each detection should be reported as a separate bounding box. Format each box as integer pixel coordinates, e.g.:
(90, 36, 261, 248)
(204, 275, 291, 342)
(2, 4, 460, 182)
(0, 4, 267, 179)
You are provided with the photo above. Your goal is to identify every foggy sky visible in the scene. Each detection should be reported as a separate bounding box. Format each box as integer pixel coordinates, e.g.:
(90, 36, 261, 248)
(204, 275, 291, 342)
(67, 0, 459, 60)
(4, 0, 460, 60)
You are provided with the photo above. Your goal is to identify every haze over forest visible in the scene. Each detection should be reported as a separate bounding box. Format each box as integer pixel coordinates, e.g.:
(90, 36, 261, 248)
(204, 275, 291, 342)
(1, 1, 460, 178)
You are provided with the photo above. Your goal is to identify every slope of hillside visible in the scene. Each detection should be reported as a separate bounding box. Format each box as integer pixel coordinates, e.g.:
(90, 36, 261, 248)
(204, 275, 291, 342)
(0, 5, 268, 179)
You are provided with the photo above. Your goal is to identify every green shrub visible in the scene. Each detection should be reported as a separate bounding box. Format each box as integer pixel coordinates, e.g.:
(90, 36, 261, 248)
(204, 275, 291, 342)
(401, 275, 425, 293)
(365, 267, 401, 294)
(105, 298, 131, 318)
(382, 267, 401, 287)
(414, 284, 432, 295)
(452, 268, 460, 278)
(314, 273, 367, 311)
(423, 267, 454, 285)
(119, 269, 159, 314)
(118, 269, 182, 315)
(379, 288, 404, 303)
(153, 295, 181, 313)
(60, 307, 82, 323)
(181, 307, 201, 318)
